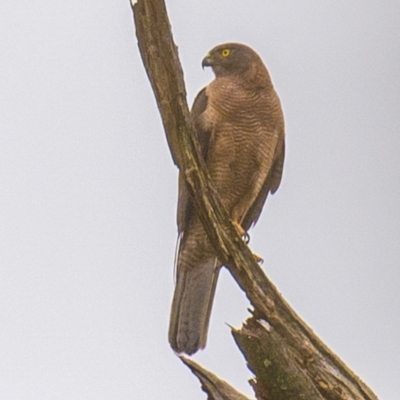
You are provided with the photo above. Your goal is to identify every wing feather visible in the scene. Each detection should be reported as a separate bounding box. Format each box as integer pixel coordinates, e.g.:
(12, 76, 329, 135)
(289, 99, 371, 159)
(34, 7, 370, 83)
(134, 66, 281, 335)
(242, 137, 285, 231)
(177, 88, 211, 234)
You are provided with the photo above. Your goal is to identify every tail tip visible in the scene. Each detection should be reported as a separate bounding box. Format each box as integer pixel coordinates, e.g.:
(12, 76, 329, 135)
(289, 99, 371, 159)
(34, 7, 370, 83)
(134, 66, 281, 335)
(169, 333, 205, 356)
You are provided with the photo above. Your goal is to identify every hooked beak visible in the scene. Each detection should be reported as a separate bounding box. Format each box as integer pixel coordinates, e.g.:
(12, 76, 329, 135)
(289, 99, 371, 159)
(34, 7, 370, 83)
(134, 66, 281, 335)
(201, 53, 213, 69)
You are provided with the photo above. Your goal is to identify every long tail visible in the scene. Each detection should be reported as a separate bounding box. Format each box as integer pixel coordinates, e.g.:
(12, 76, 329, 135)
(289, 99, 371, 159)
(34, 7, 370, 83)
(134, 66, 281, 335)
(168, 257, 220, 355)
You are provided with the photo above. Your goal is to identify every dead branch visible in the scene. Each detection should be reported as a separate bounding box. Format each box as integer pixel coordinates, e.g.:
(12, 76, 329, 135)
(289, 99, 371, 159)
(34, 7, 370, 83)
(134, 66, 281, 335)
(181, 356, 252, 400)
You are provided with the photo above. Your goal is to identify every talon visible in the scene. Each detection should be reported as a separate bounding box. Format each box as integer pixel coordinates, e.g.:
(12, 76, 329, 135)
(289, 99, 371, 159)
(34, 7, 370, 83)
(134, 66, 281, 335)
(232, 221, 250, 243)
(232, 221, 262, 262)
(253, 253, 264, 264)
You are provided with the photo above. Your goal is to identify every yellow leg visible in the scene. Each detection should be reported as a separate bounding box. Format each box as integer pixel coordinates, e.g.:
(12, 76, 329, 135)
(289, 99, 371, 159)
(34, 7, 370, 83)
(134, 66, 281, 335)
(232, 221, 245, 236)
(232, 221, 250, 243)
(232, 221, 263, 263)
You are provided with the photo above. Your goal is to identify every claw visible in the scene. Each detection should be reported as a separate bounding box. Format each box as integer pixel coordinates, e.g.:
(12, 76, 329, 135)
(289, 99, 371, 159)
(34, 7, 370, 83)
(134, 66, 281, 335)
(232, 221, 250, 243)
(232, 221, 263, 262)
(253, 252, 264, 264)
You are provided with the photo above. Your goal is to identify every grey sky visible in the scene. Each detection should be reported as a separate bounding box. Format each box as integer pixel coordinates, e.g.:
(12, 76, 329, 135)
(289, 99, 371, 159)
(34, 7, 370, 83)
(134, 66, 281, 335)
(1, 1, 399, 399)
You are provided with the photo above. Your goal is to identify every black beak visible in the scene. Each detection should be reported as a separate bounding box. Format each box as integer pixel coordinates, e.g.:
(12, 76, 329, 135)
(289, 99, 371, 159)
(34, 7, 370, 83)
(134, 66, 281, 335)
(202, 55, 213, 69)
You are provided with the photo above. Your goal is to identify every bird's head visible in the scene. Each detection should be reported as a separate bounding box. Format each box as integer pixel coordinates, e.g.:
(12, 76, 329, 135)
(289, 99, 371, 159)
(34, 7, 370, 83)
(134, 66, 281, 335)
(201, 43, 262, 78)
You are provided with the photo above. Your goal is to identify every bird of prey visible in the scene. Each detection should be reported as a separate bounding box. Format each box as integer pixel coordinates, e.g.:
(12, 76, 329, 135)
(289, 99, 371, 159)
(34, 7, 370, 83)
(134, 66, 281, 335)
(168, 43, 285, 355)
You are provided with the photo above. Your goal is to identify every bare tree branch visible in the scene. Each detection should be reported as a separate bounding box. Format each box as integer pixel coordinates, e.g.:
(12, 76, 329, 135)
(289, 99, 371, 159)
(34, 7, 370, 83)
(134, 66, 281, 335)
(181, 357, 253, 400)
(131, 1, 379, 399)
(232, 318, 325, 400)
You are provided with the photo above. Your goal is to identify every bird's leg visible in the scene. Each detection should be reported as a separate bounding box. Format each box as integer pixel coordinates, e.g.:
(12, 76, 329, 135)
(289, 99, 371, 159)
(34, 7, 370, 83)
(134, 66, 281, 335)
(232, 221, 263, 263)
(232, 221, 250, 243)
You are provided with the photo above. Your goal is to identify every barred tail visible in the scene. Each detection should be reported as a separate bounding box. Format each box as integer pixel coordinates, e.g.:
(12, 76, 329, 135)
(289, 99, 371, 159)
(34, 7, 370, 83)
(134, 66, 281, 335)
(168, 257, 220, 355)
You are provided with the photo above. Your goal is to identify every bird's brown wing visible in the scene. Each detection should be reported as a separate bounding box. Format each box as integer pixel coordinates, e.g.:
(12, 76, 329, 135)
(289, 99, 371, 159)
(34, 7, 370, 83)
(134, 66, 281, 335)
(242, 137, 285, 231)
(177, 88, 211, 235)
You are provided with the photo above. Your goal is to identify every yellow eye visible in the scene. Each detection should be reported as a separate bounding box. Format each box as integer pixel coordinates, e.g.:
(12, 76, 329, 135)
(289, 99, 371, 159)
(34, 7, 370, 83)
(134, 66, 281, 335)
(221, 49, 230, 57)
